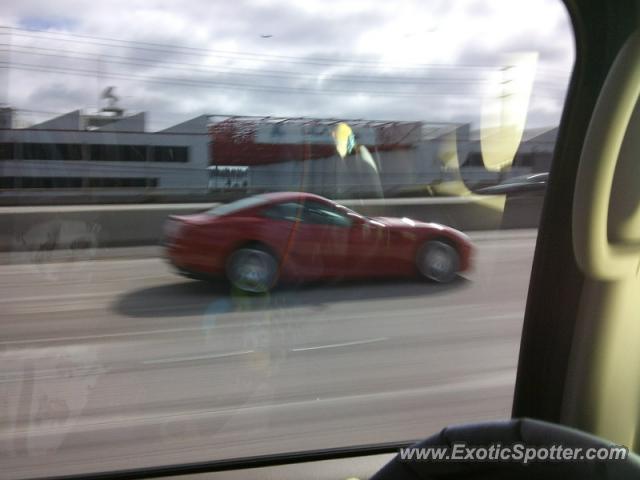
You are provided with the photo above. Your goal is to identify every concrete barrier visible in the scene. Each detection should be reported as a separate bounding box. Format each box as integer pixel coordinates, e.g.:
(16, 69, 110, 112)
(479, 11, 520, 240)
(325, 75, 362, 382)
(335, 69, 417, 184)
(0, 195, 543, 252)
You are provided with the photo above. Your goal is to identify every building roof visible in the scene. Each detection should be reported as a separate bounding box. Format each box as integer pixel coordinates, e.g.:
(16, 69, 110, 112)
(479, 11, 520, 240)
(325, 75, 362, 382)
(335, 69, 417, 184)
(91, 112, 145, 132)
(159, 115, 209, 134)
(31, 110, 81, 130)
(522, 126, 558, 144)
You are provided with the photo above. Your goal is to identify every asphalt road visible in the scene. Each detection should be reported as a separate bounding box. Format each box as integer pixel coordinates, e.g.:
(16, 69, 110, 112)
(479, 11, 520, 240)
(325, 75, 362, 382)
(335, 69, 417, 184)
(0, 232, 536, 479)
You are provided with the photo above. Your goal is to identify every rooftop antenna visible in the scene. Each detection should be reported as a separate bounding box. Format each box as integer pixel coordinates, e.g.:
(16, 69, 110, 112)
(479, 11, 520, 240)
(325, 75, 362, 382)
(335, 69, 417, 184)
(100, 86, 124, 116)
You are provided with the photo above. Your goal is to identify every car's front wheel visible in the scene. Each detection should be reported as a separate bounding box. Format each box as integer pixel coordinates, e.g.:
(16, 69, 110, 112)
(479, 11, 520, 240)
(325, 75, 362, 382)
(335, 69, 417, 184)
(416, 240, 460, 283)
(226, 246, 279, 293)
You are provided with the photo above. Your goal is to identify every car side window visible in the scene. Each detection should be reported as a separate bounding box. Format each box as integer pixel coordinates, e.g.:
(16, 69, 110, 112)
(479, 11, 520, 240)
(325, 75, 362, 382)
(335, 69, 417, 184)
(262, 202, 304, 222)
(302, 201, 352, 228)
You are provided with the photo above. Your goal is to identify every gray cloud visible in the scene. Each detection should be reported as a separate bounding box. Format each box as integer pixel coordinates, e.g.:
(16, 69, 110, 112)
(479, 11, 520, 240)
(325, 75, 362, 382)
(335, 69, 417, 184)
(1, 0, 574, 130)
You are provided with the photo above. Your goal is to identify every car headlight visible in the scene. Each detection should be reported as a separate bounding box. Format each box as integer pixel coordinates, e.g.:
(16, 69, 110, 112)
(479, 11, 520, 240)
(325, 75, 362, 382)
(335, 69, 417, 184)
(163, 219, 184, 240)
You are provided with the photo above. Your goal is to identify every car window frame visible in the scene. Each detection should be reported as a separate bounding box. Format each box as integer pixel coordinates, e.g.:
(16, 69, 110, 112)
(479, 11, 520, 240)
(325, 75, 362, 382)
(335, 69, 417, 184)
(301, 201, 353, 228)
(261, 201, 306, 222)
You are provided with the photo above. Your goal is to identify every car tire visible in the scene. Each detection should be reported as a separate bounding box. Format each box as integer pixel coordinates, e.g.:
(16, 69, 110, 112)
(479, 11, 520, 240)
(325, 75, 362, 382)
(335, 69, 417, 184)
(226, 246, 279, 293)
(416, 240, 460, 283)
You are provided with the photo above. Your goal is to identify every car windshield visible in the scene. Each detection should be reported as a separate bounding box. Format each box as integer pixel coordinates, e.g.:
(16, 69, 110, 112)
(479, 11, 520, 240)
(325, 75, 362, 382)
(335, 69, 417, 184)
(0, 1, 574, 478)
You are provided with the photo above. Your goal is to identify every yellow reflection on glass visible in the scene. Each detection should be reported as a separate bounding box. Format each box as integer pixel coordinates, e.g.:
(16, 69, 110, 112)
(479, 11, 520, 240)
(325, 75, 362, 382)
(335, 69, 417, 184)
(333, 122, 355, 159)
(481, 52, 538, 172)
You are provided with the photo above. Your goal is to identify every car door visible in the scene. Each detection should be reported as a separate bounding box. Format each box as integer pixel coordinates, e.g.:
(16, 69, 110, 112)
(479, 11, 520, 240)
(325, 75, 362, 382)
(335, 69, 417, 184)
(344, 215, 396, 277)
(260, 201, 311, 277)
(296, 200, 352, 278)
(260, 200, 351, 279)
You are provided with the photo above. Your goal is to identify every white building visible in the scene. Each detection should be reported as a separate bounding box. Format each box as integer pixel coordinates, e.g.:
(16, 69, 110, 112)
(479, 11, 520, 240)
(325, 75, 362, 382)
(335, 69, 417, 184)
(0, 109, 210, 193)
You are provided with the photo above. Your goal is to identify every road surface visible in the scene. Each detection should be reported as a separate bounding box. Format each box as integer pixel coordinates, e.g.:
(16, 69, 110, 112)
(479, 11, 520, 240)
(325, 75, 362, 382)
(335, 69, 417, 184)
(0, 232, 536, 479)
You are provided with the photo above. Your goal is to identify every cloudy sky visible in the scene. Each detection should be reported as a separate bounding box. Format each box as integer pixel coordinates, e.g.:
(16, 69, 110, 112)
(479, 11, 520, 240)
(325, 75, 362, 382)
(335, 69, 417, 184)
(0, 0, 574, 131)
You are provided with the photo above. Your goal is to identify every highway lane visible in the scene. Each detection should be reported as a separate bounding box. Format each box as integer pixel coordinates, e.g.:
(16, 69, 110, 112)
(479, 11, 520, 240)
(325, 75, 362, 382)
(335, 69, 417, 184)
(0, 233, 535, 479)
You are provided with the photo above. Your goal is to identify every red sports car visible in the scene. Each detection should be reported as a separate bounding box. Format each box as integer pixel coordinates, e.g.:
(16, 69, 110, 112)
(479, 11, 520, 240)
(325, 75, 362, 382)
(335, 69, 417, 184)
(164, 192, 473, 292)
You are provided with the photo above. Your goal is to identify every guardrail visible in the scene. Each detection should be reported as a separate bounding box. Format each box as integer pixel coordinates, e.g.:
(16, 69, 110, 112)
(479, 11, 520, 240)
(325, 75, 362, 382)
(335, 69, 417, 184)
(0, 195, 543, 252)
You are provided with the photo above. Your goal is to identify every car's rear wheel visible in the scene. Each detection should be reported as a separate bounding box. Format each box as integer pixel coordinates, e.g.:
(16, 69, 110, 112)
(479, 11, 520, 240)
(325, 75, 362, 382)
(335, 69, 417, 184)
(416, 240, 460, 283)
(226, 246, 279, 293)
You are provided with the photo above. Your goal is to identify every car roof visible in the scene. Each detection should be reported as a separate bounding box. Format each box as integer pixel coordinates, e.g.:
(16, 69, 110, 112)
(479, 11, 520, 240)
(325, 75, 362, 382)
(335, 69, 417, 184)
(257, 191, 331, 204)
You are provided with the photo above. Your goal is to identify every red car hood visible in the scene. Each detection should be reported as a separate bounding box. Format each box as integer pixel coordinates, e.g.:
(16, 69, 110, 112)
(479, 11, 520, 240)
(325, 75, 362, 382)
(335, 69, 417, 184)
(369, 216, 442, 229)
(169, 213, 213, 225)
(369, 216, 471, 242)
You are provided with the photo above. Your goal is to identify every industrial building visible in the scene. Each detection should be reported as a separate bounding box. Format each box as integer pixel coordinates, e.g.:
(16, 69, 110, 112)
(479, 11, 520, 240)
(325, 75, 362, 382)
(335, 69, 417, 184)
(0, 106, 556, 203)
